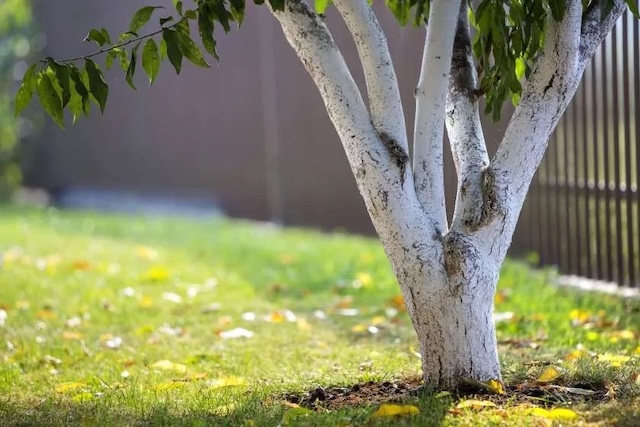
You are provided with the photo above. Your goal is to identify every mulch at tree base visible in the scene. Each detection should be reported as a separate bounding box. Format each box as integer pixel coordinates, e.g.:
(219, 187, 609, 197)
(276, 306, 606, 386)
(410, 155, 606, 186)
(284, 377, 608, 411)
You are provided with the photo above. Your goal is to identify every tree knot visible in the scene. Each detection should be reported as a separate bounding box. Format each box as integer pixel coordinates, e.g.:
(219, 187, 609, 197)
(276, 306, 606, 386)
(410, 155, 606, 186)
(378, 131, 408, 187)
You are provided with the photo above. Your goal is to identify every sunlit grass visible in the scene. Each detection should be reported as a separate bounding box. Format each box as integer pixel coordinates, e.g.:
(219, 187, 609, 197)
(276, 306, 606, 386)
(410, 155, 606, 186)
(0, 206, 639, 426)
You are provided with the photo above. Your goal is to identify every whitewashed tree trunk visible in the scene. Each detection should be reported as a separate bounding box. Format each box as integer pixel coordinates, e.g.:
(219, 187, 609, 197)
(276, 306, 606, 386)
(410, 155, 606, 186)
(270, 0, 628, 389)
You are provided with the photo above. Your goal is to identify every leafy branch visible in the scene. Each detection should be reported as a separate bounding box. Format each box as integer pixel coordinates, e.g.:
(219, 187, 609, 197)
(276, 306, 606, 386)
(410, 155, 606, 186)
(44, 24, 178, 65)
(13, 0, 637, 128)
(13, 0, 269, 128)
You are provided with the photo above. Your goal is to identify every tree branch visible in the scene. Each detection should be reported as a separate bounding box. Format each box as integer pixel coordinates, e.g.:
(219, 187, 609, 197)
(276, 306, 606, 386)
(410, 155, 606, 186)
(488, 0, 584, 261)
(579, 0, 627, 67)
(41, 20, 185, 65)
(333, 0, 408, 151)
(269, 0, 445, 327)
(268, 1, 437, 232)
(446, 2, 490, 233)
(413, 0, 461, 233)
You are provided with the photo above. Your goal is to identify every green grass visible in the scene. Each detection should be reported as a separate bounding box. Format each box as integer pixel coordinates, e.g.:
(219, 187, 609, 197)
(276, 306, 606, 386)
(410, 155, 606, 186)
(0, 206, 639, 426)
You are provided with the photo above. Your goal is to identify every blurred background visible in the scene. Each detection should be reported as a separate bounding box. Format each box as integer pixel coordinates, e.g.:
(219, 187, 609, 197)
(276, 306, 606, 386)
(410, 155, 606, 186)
(3, 1, 639, 288)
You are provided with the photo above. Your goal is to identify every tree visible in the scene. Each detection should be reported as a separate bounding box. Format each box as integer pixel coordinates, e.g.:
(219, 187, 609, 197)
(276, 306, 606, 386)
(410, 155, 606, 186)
(14, 0, 638, 389)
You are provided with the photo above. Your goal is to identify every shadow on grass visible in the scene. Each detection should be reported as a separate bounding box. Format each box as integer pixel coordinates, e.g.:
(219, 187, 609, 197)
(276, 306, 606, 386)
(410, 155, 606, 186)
(0, 388, 452, 427)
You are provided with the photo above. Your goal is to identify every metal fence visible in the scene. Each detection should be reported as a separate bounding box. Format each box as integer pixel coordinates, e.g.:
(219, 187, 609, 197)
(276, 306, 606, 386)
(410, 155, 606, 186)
(512, 10, 640, 288)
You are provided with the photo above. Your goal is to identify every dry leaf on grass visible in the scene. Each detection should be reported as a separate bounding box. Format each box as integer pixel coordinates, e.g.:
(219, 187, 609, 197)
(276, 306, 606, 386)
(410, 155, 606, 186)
(55, 382, 86, 393)
(151, 360, 187, 373)
(210, 376, 247, 389)
(536, 366, 562, 384)
(528, 407, 578, 421)
(372, 404, 420, 417)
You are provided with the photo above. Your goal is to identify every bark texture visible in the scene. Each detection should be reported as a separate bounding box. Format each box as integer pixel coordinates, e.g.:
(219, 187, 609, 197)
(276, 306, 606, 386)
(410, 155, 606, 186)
(269, 0, 629, 389)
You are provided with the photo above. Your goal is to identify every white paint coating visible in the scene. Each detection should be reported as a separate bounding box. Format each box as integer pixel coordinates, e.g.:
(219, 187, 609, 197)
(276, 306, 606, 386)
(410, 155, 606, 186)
(333, 0, 407, 150)
(269, 0, 629, 389)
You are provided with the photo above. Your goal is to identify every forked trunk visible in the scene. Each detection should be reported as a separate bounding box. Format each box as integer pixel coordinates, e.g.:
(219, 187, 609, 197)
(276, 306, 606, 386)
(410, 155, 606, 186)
(387, 231, 503, 389)
(269, 0, 625, 392)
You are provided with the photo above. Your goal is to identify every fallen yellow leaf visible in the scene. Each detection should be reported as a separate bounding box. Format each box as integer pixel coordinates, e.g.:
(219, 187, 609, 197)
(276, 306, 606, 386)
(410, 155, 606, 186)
(536, 366, 562, 384)
(389, 295, 406, 311)
(71, 260, 92, 271)
(143, 266, 171, 282)
(55, 382, 86, 393)
(486, 379, 506, 395)
(210, 376, 247, 389)
(352, 324, 367, 333)
(36, 309, 57, 320)
(135, 245, 159, 260)
(151, 360, 187, 373)
(597, 353, 631, 367)
(564, 348, 589, 361)
(528, 407, 578, 420)
(372, 404, 420, 417)
(455, 400, 497, 410)
(370, 316, 386, 326)
(355, 272, 373, 287)
(569, 309, 591, 325)
(138, 295, 155, 308)
(611, 330, 636, 340)
(190, 372, 208, 380)
(62, 331, 83, 340)
(265, 311, 285, 323)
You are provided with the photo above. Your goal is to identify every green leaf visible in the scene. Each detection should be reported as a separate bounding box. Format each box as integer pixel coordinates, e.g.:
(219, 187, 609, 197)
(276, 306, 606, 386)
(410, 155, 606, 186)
(198, 7, 218, 59)
(106, 49, 119, 70)
(515, 57, 526, 81)
(129, 6, 164, 33)
(85, 59, 109, 113)
(626, 0, 639, 18)
(173, 0, 184, 15)
(100, 28, 112, 45)
(37, 73, 64, 128)
(142, 39, 160, 85)
(315, 0, 330, 14)
(14, 63, 37, 116)
(159, 39, 168, 61)
(230, 0, 246, 23)
(211, 1, 233, 32)
(267, 0, 285, 11)
(546, 0, 567, 21)
(83, 28, 111, 47)
(47, 59, 71, 108)
(69, 66, 91, 117)
(126, 43, 141, 90)
(176, 21, 210, 68)
(600, 0, 615, 20)
(162, 28, 183, 74)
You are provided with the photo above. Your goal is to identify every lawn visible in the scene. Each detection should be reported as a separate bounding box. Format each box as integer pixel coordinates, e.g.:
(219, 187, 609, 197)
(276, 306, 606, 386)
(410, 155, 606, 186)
(0, 206, 639, 426)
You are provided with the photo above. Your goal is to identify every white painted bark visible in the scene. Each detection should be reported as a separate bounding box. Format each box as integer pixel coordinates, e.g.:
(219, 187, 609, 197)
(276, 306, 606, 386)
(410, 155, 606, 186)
(412, 0, 461, 232)
(487, 1, 627, 265)
(333, 0, 408, 151)
(268, 3, 447, 351)
(269, 0, 629, 389)
(445, 2, 490, 233)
